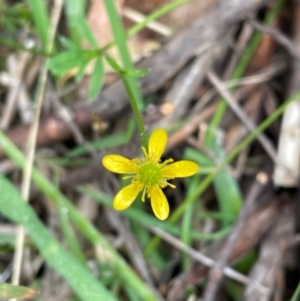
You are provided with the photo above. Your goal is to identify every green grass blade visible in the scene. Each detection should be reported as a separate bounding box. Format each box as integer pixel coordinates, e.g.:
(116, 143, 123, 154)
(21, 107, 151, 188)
(0, 132, 158, 301)
(46, 50, 97, 77)
(76, 18, 98, 48)
(120, 72, 148, 149)
(181, 176, 199, 270)
(0, 176, 117, 301)
(28, 0, 50, 50)
(88, 56, 105, 101)
(210, 136, 243, 225)
(213, 169, 242, 223)
(58, 205, 86, 264)
(184, 146, 241, 225)
(184, 147, 214, 167)
(64, 0, 85, 46)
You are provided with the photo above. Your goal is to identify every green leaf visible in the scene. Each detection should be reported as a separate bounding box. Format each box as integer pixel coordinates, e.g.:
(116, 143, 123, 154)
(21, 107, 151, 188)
(28, 0, 50, 50)
(185, 142, 242, 226)
(46, 50, 96, 77)
(210, 136, 242, 225)
(125, 69, 150, 78)
(0, 283, 36, 300)
(0, 176, 117, 301)
(88, 57, 104, 101)
(105, 55, 123, 72)
(65, 0, 97, 47)
(80, 187, 231, 241)
(59, 36, 79, 51)
(75, 61, 89, 82)
(184, 147, 214, 167)
(76, 18, 98, 48)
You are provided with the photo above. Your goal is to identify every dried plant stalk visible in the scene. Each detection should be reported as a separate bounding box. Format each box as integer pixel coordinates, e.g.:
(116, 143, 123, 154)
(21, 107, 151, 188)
(273, 100, 300, 187)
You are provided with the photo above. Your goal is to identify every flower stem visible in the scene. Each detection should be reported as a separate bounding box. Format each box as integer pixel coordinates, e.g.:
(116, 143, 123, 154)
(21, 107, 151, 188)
(120, 73, 148, 150)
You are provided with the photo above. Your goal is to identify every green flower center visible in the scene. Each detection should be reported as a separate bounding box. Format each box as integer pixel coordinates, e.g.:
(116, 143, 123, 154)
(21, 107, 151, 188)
(139, 163, 161, 186)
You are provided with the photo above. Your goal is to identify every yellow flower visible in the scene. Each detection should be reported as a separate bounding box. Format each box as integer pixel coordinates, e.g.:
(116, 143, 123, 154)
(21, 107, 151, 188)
(102, 129, 199, 220)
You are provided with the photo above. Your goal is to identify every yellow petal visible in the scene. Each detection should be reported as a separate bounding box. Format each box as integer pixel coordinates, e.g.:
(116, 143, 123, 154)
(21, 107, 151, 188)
(149, 186, 169, 220)
(102, 155, 138, 174)
(148, 129, 168, 163)
(161, 160, 199, 179)
(113, 182, 143, 210)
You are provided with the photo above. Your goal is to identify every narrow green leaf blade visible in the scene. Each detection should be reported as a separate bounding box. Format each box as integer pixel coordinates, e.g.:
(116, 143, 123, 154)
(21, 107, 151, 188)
(0, 176, 117, 301)
(105, 55, 123, 72)
(28, 0, 50, 49)
(211, 137, 243, 225)
(88, 57, 104, 101)
(46, 50, 95, 77)
(184, 147, 214, 167)
(65, 0, 97, 47)
(59, 36, 79, 51)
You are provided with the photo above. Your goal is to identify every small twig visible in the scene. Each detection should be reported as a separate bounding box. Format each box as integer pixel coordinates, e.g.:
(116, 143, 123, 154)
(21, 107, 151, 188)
(206, 69, 279, 164)
(223, 23, 253, 80)
(149, 226, 268, 294)
(11, 0, 63, 290)
(203, 172, 269, 301)
(248, 18, 300, 61)
(192, 60, 286, 115)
